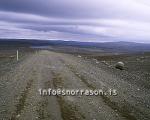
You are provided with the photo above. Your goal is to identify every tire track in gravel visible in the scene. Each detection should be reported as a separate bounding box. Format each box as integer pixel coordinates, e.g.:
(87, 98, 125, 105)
(10, 78, 34, 120)
(32, 51, 63, 120)
(36, 80, 52, 120)
(51, 71, 86, 120)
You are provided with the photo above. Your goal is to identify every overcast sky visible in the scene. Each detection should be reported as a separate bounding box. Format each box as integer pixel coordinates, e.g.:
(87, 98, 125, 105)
(0, 0, 150, 43)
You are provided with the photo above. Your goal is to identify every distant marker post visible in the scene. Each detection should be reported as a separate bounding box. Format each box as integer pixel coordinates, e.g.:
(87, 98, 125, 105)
(17, 50, 19, 61)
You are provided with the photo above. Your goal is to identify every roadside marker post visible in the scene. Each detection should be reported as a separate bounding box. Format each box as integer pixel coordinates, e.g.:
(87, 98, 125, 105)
(17, 50, 19, 61)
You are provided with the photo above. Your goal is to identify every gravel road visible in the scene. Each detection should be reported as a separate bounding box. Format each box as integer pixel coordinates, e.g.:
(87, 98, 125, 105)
(0, 50, 149, 120)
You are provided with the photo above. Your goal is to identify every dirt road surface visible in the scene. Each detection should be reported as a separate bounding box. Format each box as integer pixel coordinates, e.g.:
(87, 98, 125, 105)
(0, 50, 149, 120)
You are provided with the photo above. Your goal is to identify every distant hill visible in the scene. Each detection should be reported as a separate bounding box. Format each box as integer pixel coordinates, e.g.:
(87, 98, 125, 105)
(0, 39, 150, 53)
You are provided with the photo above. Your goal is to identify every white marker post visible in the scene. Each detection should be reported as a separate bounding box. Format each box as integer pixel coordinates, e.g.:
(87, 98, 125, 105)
(17, 50, 19, 61)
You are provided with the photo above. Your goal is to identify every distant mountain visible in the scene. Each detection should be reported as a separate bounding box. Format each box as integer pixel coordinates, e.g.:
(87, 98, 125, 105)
(0, 39, 150, 53)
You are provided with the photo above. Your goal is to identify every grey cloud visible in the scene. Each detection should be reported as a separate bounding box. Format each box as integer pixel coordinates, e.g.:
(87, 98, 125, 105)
(0, 0, 150, 43)
(0, 0, 150, 21)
